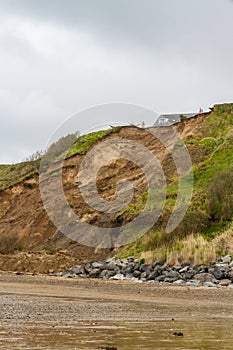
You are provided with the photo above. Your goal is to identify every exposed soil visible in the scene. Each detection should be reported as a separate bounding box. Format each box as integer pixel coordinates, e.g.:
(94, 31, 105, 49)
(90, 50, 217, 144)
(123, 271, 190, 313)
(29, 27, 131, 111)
(0, 115, 207, 272)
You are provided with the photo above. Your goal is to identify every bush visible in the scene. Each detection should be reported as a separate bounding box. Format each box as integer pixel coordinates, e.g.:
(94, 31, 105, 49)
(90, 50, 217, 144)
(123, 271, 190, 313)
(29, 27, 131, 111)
(208, 169, 233, 221)
(0, 232, 22, 254)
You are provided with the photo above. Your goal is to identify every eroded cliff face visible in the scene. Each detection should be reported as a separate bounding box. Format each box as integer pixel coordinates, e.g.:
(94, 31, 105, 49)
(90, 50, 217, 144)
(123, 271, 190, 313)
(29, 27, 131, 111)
(0, 115, 206, 272)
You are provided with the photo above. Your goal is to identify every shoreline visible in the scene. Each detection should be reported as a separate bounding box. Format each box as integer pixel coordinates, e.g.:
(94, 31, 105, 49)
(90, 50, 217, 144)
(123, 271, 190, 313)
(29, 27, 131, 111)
(1, 272, 233, 349)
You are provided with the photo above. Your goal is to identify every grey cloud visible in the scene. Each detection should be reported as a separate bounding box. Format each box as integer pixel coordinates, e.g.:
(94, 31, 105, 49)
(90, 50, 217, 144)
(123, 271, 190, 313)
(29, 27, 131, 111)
(0, 0, 232, 162)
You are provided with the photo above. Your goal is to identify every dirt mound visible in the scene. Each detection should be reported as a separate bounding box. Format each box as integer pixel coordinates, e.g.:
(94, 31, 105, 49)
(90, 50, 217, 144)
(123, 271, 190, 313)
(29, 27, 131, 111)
(0, 251, 78, 274)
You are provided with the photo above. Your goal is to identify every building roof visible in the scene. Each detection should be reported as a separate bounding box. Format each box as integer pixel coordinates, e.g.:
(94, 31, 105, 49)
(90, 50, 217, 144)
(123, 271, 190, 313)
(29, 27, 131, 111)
(153, 113, 197, 127)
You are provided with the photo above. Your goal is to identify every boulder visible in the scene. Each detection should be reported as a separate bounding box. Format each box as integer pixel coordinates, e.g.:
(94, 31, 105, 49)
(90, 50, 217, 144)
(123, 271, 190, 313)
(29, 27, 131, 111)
(173, 279, 185, 286)
(227, 270, 233, 281)
(73, 265, 84, 275)
(166, 270, 181, 279)
(203, 282, 217, 288)
(91, 262, 104, 269)
(210, 267, 223, 280)
(220, 279, 231, 287)
(89, 268, 101, 278)
(221, 255, 231, 264)
(193, 273, 216, 282)
(147, 270, 160, 280)
(110, 273, 124, 280)
(139, 264, 151, 272)
(179, 266, 189, 273)
(152, 261, 162, 268)
(181, 269, 195, 280)
(186, 280, 201, 287)
(127, 256, 134, 263)
(132, 270, 141, 278)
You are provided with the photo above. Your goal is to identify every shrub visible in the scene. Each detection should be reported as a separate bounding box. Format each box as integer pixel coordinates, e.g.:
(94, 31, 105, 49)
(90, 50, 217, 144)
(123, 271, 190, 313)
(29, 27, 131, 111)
(208, 168, 233, 221)
(0, 232, 22, 254)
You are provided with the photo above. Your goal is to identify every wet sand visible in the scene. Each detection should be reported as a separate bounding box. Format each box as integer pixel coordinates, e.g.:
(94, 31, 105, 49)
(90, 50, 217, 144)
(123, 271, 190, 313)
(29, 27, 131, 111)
(1, 272, 233, 349)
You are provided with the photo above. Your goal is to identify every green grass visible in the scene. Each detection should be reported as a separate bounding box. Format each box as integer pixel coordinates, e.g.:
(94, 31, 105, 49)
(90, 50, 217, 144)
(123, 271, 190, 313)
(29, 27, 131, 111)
(67, 127, 120, 157)
(119, 103, 233, 259)
(2, 103, 233, 263)
(0, 161, 39, 190)
(0, 128, 120, 189)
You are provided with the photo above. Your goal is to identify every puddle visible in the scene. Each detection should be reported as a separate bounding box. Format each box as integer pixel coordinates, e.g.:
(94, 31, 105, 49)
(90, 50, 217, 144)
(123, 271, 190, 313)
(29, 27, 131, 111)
(0, 319, 232, 350)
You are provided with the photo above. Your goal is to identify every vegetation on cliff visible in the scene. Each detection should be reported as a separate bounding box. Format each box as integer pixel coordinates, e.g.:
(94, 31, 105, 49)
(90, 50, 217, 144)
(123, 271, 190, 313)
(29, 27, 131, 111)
(1, 103, 233, 267)
(120, 103, 233, 264)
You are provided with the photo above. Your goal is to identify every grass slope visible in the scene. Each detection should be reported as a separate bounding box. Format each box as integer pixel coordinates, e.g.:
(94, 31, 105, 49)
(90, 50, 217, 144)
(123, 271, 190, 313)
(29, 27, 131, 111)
(0, 128, 120, 190)
(119, 103, 233, 264)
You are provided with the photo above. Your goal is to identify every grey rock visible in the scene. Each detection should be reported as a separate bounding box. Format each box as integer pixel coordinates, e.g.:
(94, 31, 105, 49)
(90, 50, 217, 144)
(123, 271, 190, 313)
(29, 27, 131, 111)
(197, 266, 209, 273)
(84, 263, 92, 274)
(203, 282, 217, 288)
(153, 265, 162, 275)
(222, 255, 231, 264)
(133, 270, 141, 278)
(113, 267, 121, 274)
(220, 279, 231, 287)
(140, 271, 148, 279)
(186, 280, 201, 287)
(88, 268, 101, 278)
(121, 266, 134, 275)
(60, 255, 233, 287)
(156, 275, 166, 282)
(147, 270, 159, 280)
(110, 273, 124, 280)
(120, 258, 128, 266)
(99, 269, 108, 279)
(65, 273, 76, 278)
(210, 267, 223, 280)
(227, 270, 233, 281)
(124, 273, 133, 280)
(105, 270, 115, 279)
(193, 273, 216, 282)
(173, 265, 182, 271)
(73, 265, 82, 274)
(179, 266, 189, 273)
(133, 263, 140, 271)
(164, 277, 180, 283)
(54, 272, 63, 277)
(91, 262, 104, 269)
(134, 278, 143, 283)
(107, 263, 117, 271)
(173, 279, 185, 286)
(127, 256, 134, 263)
(152, 261, 162, 268)
(140, 264, 151, 272)
(182, 270, 195, 280)
(161, 263, 168, 271)
(130, 277, 140, 283)
(140, 278, 147, 282)
(166, 270, 181, 279)
(215, 263, 229, 270)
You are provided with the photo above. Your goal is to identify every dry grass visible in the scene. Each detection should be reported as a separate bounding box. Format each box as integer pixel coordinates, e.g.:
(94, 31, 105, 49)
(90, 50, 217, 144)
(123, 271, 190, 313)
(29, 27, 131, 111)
(166, 234, 216, 266)
(212, 229, 233, 255)
(140, 250, 166, 264)
(142, 227, 233, 266)
(0, 232, 22, 254)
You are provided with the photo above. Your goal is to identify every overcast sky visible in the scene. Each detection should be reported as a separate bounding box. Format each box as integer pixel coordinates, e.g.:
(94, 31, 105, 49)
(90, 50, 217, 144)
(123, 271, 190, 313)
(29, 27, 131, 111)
(0, 0, 233, 163)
